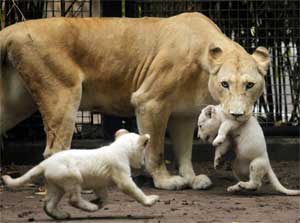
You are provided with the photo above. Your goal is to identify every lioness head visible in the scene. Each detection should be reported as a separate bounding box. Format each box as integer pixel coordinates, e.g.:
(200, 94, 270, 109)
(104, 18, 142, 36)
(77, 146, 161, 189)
(197, 105, 220, 143)
(207, 44, 270, 122)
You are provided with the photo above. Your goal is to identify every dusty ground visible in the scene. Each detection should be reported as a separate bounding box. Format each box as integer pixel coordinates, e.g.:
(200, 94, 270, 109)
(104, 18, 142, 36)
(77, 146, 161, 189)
(1, 161, 300, 223)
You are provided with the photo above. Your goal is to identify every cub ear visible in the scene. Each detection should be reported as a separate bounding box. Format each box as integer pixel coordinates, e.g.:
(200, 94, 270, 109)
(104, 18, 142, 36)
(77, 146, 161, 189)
(252, 47, 270, 76)
(138, 134, 150, 148)
(204, 105, 216, 118)
(114, 129, 129, 139)
(208, 43, 223, 75)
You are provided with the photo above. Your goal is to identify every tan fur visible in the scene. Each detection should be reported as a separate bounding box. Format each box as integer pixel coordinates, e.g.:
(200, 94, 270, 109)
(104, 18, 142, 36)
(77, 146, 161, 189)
(0, 13, 269, 190)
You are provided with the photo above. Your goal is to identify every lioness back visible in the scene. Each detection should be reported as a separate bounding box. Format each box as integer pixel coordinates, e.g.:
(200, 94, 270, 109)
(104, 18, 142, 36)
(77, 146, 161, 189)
(0, 13, 227, 116)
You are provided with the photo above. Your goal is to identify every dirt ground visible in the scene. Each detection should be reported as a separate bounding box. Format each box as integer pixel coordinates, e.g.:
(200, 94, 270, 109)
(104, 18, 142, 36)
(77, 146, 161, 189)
(1, 161, 299, 223)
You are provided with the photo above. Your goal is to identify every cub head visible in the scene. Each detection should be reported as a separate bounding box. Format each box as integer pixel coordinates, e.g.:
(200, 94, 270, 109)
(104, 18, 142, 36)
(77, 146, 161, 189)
(115, 129, 150, 169)
(197, 105, 221, 143)
(207, 44, 270, 122)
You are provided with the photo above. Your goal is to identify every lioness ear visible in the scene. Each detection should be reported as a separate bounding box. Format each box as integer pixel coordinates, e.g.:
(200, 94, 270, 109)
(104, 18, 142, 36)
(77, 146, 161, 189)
(252, 47, 270, 76)
(114, 129, 129, 139)
(204, 105, 216, 118)
(209, 44, 223, 60)
(208, 44, 223, 75)
(138, 134, 150, 148)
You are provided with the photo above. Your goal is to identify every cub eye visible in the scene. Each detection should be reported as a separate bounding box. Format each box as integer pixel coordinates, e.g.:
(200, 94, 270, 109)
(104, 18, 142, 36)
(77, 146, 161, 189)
(246, 82, 255, 90)
(221, 81, 229, 89)
(199, 125, 202, 128)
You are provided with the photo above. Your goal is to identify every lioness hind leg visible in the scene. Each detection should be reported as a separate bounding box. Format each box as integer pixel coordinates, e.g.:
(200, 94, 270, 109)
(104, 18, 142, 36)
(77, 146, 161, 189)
(10, 45, 83, 157)
(134, 100, 187, 190)
(41, 85, 82, 157)
(168, 116, 212, 190)
(44, 184, 69, 219)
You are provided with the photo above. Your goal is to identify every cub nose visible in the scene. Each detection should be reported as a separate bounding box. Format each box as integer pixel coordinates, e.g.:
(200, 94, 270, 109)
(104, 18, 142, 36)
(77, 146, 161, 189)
(230, 112, 244, 118)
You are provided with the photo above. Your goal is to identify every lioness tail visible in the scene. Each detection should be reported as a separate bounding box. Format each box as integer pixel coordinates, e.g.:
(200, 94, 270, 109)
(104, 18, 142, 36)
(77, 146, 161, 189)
(2, 165, 44, 188)
(268, 168, 300, 195)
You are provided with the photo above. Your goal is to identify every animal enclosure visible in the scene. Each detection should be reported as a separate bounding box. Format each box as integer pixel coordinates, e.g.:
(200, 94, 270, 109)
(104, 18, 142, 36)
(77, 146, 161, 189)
(0, 0, 299, 142)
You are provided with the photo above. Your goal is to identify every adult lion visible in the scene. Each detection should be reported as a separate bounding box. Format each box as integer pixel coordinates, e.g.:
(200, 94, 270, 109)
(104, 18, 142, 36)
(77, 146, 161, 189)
(0, 13, 269, 190)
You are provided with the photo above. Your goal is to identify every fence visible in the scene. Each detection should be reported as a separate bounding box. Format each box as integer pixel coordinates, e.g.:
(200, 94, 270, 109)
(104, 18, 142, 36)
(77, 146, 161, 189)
(1, 0, 299, 141)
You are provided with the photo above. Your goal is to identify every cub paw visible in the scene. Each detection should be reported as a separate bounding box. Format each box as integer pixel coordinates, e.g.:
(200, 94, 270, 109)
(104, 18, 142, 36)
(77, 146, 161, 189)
(214, 156, 225, 170)
(227, 184, 241, 193)
(212, 135, 225, 146)
(87, 203, 99, 212)
(238, 182, 258, 191)
(144, 195, 160, 206)
(90, 198, 104, 209)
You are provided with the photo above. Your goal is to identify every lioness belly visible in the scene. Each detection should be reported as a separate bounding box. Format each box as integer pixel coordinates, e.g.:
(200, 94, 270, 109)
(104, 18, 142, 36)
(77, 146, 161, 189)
(79, 81, 134, 117)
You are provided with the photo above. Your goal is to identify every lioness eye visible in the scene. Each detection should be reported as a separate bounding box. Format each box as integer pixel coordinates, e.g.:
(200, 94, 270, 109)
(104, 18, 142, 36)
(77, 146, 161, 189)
(221, 81, 229, 89)
(246, 82, 255, 90)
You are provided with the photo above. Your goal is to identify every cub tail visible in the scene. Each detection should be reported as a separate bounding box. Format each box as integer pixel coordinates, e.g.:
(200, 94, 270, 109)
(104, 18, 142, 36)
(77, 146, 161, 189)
(2, 165, 44, 188)
(268, 167, 300, 196)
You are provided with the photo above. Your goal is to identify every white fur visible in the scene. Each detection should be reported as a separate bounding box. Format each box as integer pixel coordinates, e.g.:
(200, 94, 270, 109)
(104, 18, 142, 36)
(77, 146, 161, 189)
(2, 131, 159, 219)
(198, 105, 300, 195)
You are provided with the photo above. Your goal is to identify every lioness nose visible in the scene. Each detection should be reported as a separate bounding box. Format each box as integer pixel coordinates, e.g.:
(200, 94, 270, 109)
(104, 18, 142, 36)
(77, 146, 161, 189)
(230, 112, 244, 118)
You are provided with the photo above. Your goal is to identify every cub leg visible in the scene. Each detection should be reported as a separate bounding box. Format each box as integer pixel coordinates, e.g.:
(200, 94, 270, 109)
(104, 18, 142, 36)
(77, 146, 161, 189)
(67, 185, 99, 212)
(213, 120, 240, 146)
(168, 116, 212, 190)
(44, 184, 69, 219)
(134, 101, 187, 190)
(238, 157, 268, 191)
(228, 157, 267, 192)
(91, 188, 108, 208)
(112, 171, 159, 206)
(214, 139, 231, 169)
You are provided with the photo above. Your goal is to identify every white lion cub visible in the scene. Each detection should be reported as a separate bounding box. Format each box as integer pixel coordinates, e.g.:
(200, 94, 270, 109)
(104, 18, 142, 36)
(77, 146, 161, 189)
(2, 129, 160, 219)
(197, 105, 300, 195)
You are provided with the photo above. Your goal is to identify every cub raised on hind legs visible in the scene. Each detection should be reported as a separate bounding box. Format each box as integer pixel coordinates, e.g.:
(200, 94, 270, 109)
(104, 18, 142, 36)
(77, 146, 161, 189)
(2, 129, 159, 219)
(197, 105, 300, 195)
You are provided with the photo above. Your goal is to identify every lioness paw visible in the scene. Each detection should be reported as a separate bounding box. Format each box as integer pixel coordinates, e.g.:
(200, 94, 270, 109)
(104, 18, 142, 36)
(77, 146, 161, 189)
(213, 135, 225, 146)
(144, 195, 160, 206)
(191, 174, 212, 190)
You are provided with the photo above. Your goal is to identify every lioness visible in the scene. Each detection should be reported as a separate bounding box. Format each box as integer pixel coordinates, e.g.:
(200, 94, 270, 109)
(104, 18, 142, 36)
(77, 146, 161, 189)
(198, 105, 300, 195)
(2, 129, 160, 219)
(0, 12, 269, 190)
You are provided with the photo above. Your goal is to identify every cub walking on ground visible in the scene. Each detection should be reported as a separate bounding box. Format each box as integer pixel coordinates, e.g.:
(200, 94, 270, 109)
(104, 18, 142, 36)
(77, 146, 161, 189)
(197, 105, 300, 195)
(2, 129, 160, 219)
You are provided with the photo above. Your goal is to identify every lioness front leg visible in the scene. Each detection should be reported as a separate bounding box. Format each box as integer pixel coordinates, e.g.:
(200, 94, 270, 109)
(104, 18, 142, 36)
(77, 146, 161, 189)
(168, 116, 212, 190)
(134, 101, 187, 190)
(112, 171, 159, 206)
